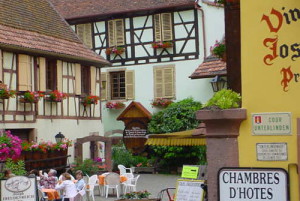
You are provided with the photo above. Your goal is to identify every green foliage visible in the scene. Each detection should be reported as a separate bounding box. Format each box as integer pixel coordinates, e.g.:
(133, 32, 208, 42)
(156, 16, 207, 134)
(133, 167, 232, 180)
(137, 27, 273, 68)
(204, 89, 241, 109)
(112, 143, 153, 171)
(122, 190, 151, 199)
(4, 159, 26, 177)
(71, 158, 103, 176)
(148, 98, 202, 134)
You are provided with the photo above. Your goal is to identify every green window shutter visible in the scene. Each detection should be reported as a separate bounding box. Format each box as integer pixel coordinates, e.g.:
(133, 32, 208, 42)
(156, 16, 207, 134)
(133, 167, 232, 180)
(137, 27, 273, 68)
(161, 13, 173, 41)
(154, 68, 163, 98)
(100, 72, 107, 100)
(115, 19, 125, 46)
(108, 20, 116, 47)
(125, 70, 135, 100)
(154, 14, 162, 42)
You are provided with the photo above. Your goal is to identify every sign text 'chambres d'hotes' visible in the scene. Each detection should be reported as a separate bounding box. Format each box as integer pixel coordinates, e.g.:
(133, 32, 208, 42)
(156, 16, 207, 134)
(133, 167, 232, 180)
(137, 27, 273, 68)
(219, 168, 288, 201)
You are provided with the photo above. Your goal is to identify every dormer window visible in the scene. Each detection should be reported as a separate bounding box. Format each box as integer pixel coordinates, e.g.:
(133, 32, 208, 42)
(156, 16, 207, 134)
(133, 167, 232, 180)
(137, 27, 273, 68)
(108, 19, 125, 47)
(154, 13, 173, 42)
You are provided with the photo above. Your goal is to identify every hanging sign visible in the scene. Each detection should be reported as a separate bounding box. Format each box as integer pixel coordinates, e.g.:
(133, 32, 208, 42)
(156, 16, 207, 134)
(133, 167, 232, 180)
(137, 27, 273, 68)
(252, 113, 291, 135)
(219, 168, 288, 201)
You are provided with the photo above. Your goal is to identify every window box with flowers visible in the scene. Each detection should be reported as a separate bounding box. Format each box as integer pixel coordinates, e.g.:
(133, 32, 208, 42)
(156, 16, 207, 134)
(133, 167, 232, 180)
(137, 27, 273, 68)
(19, 91, 44, 103)
(105, 46, 126, 55)
(151, 41, 173, 49)
(151, 98, 173, 108)
(0, 89, 16, 99)
(81, 95, 100, 106)
(211, 40, 226, 61)
(106, 101, 126, 109)
(46, 90, 68, 102)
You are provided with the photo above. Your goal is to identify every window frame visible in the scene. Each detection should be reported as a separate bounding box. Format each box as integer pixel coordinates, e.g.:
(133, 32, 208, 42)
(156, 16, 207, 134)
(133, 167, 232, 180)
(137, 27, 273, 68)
(46, 59, 57, 91)
(81, 65, 91, 95)
(110, 71, 126, 100)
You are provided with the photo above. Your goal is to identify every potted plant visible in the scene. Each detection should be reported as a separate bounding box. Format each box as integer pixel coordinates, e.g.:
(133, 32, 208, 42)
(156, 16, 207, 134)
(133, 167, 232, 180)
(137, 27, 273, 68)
(0, 89, 16, 99)
(105, 46, 125, 55)
(47, 90, 68, 102)
(210, 40, 226, 61)
(19, 90, 44, 103)
(151, 98, 173, 108)
(81, 95, 100, 106)
(0, 130, 22, 161)
(151, 41, 173, 49)
(106, 101, 126, 109)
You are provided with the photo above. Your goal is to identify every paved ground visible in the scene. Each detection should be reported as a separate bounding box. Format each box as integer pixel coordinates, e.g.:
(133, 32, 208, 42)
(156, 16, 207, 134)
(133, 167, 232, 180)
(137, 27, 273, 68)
(92, 173, 181, 201)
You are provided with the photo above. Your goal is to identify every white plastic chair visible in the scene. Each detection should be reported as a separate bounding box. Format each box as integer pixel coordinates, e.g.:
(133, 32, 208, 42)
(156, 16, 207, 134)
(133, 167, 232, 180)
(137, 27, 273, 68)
(118, 165, 134, 177)
(62, 189, 86, 201)
(38, 188, 48, 201)
(104, 172, 120, 198)
(85, 184, 95, 201)
(124, 175, 140, 194)
(89, 175, 103, 196)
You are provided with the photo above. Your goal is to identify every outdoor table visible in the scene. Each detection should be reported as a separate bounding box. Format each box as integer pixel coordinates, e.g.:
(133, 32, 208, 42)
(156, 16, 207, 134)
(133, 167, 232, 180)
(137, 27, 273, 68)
(98, 173, 127, 185)
(42, 188, 60, 200)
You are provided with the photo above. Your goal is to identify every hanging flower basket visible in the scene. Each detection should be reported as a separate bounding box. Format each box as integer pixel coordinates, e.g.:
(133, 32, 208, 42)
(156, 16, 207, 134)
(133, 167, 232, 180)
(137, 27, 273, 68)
(46, 90, 68, 102)
(105, 46, 125, 55)
(19, 91, 44, 103)
(210, 40, 226, 61)
(151, 98, 173, 108)
(151, 41, 173, 49)
(105, 101, 125, 109)
(0, 89, 16, 99)
(81, 95, 100, 106)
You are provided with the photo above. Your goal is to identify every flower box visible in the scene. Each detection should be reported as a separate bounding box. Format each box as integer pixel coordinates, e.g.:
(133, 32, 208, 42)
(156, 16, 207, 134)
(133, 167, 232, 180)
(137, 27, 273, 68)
(81, 95, 100, 106)
(0, 89, 16, 99)
(19, 91, 44, 103)
(106, 46, 125, 55)
(151, 98, 173, 108)
(151, 41, 173, 49)
(106, 101, 126, 109)
(46, 90, 67, 102)
(210, 40, 226, 61)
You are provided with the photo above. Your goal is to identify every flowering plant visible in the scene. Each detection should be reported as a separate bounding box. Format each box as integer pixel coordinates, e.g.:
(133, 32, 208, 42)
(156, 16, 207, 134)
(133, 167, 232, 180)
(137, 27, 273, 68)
(82, 95, 100, 106)
(105, 46, 125, 55)
(0, 89, 16, 99)
(210, 40, 226, 60)
(122, 191, 151, 199)
(21, 139, 72, 152)
(0, 130, 22, 161)
(105, 101, 125, 109)
(151, 98, 173, 108)
(151, 41, 173, 49)
(48, 90, 67, 102)
(20, 91, 44, 103)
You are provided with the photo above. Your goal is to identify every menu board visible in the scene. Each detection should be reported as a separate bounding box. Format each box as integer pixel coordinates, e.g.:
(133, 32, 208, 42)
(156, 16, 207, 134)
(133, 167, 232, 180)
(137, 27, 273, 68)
(175, 179, 205, 201)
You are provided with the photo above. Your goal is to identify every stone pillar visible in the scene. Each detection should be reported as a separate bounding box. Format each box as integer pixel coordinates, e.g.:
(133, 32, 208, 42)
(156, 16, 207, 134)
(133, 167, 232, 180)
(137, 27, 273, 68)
(195, 108, 246, 201)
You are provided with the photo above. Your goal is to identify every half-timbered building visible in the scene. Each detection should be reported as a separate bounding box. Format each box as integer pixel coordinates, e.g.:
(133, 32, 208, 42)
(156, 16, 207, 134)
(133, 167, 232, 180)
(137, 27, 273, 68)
(49, 0, 225, 134)
(0, 0, 110, 158)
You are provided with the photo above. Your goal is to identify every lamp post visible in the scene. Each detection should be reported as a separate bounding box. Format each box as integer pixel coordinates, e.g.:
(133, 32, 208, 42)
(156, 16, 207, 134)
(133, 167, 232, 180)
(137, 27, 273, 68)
(55, 132, 65, 143)
(210, 75, 227, 92)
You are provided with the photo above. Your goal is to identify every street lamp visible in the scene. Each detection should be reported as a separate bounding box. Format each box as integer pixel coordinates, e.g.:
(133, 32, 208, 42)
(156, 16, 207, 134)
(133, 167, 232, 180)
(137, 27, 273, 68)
(55, 132, 65, 143)
(210, 76, 227, 92)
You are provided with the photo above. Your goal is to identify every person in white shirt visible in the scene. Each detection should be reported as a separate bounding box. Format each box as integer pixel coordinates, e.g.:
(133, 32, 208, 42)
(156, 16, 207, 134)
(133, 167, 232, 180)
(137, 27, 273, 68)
(75, 170, 85, 191)
(55, 173, 77, 200)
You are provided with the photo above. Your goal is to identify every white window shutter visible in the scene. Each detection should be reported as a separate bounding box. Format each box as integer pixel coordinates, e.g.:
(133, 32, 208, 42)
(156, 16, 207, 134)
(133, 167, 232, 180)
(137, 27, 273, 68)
(56, 60, 63, 91)
(100, 72, 107, 100)
(90, 66, 96, 95)
(38, 57, 46, 91)
(154, 68, 163, 98)
(163, 67, 174, 98)
(125, 70, 135, 100)
(161, 13, 173, 41)
(115, 19, 125, 46)
(154, 14, 162, 42)
(18, 54, 31, 91)
(108, 20, 116, 47)
(75, 64, 81, 95)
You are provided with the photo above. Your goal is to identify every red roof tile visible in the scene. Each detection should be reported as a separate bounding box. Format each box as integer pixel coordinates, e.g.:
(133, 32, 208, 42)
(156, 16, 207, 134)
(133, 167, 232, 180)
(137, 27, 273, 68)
(49, 0, 195, 20)
(0, 0, 110, 66)
(190, 55, 227, 79)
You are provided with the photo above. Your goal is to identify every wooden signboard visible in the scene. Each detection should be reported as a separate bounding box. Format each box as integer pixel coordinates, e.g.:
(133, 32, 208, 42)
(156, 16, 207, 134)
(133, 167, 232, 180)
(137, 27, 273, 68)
(175, 179, 205, 201)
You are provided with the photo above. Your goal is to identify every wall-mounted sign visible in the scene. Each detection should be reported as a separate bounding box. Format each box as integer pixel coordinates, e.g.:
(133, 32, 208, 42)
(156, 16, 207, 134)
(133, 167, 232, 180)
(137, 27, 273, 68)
(252, 113, 291, 135)
(181, 166, 199, 179)
(256, 143, 288, 161)
(219, 168, 288, 201)
(1, 176, 37, 201)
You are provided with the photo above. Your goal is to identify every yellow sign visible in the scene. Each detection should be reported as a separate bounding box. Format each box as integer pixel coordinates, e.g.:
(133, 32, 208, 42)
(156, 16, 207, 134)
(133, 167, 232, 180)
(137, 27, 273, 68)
(181, 166, 199, 179)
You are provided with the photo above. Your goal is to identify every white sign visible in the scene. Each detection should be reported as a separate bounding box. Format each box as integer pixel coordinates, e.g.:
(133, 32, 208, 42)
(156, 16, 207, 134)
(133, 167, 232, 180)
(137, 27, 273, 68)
(257, 143, 288, 161)
(252, 113, 291, 135)
(175, 179, 205, 201)
(1, 176, 37, 201)
(219, 168, 288, 201)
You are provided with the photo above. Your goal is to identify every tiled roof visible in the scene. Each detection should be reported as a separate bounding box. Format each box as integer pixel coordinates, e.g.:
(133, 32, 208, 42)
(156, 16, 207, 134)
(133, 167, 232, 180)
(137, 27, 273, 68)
(49, 0, 195, 20)
(0, 0, 110, 66)
(190, 55, 227, 79)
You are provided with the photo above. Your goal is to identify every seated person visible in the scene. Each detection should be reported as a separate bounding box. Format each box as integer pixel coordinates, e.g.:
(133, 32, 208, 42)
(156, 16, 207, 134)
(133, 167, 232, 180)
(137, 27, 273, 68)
(75, 170, 85, 191)
(39, 169, 58, 189)
(55, 173, 77, 200)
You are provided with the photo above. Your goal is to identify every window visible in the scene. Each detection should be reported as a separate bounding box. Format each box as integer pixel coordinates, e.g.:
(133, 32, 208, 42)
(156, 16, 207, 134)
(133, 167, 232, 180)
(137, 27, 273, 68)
(76, 23, 93, 49)
(18, 54, 33, 91)
(110, 71, 125, 99)
(154, 65, 175, 98)
(46, 59, 57, 91)
(107, 19, 125, 47)
(101, 70, 134, 100)
(154, 13, 173, 42)
(81, 66, 91, 94)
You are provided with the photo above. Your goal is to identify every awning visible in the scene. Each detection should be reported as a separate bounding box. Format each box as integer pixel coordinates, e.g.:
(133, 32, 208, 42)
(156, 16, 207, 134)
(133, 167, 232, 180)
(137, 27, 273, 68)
(145, 130, 206, 146)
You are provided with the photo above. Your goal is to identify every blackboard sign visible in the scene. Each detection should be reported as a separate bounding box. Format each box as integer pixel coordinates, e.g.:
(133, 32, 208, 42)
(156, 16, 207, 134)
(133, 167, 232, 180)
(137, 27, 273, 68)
(175, 179, 205, 201)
